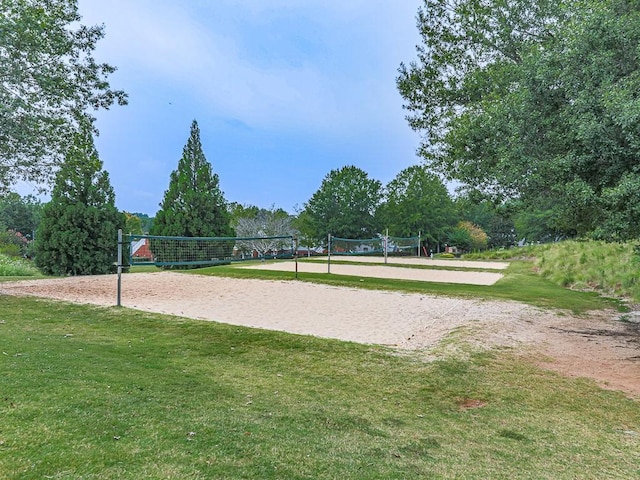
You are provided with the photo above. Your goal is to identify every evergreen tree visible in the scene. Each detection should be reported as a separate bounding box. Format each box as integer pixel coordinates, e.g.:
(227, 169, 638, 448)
(35, 121, 124, 275)
(151, 120, 234, 264)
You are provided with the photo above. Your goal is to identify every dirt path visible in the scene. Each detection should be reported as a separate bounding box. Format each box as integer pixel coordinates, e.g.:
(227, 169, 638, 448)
(2, 272, 639, 398)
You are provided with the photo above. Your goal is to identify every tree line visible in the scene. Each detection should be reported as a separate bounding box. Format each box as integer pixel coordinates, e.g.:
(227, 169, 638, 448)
(3, 0, 639, 274)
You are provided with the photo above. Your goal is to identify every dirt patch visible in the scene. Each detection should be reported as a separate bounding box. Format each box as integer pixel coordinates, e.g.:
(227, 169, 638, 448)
(1, 272, 638, 398)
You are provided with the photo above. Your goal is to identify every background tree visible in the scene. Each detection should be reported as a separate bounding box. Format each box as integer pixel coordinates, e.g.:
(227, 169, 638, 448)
(124, 212, 143, 235)
(398, 0, 640, 240)
(129, 212, 154, 234)
(302, 166, 382, 242)
(0, 0, 127, 192)
(152, 120, 233, 238)
(454, 195, 518, 248)
(232, 204, 294, 257)
(448, 221, 488, 252)
(377, 165, 455, 248)
(35, 120, 124, 275)
(0, 192, 42, 239)
(291, 209, 317, 254)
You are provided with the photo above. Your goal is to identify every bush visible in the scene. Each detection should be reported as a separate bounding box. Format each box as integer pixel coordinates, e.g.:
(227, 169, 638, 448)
(35, 123, 124, 276)
(0, 229, 28, 256)
(0, 253, 40, 276)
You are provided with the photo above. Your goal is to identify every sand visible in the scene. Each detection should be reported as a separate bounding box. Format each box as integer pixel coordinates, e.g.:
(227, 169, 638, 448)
(239, 260, 504, 285)
(1, 269, 639, 397)
(306, 255, 510, 270)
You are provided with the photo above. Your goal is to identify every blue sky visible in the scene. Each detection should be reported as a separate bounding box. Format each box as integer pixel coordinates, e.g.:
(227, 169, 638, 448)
(77, 0, 425, 216)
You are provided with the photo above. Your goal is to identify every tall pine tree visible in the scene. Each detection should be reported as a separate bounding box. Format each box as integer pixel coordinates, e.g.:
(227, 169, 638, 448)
(152, 120, 233, 245)
(35, 120, 124, 275)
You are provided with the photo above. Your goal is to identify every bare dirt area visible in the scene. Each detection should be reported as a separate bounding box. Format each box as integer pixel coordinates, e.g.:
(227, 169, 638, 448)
(2, 271, 639, 398)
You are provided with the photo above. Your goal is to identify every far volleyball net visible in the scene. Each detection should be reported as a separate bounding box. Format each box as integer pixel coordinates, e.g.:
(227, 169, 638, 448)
(127, 234, 295, 267)
(329, 235, 421, 258)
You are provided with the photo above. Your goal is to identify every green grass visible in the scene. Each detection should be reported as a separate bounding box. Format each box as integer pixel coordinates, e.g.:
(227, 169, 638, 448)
(1, 296, 638, 479)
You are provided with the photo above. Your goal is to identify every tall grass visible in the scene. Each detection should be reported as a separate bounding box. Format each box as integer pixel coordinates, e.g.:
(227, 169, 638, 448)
(0, 253, 40, 276)
(466, 241, 640, 302)
(534, 240, 640, 301)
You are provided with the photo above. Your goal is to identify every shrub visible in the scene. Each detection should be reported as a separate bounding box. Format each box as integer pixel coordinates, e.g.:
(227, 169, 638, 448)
(0, 253, 40, 276)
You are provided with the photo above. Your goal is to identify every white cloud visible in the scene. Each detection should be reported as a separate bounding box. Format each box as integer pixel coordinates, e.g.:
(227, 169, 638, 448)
(78, 0, 422, 136)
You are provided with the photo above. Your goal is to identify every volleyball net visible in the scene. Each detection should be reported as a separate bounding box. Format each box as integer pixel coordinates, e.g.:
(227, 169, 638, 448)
(127, 234, 295, 267)
(329, 235, 421, 257)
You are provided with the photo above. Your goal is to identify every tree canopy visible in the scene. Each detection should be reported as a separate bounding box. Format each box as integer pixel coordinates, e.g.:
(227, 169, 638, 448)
(35, 120, 123, 275)
(152, 120, 234, 238)
(378, 165, 455, 244)
(302, 165, 382, 242)
(0, 0, 127, 192)
(0, 192, 42, 238)
(398, 0, 640, 240)
(231, 204, 294, 257)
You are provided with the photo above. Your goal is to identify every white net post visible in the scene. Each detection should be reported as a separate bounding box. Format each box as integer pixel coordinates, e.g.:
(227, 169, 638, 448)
(117, 229, 122, 307)
(327, 233, 332, 274)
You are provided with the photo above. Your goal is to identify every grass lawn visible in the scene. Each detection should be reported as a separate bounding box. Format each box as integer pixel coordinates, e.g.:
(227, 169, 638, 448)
(1, 294, 639, 479)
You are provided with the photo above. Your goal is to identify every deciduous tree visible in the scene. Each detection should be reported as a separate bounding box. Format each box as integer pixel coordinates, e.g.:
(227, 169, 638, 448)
(302, 166, 382, 242)
(0, 0, 127, 191)
(232, 204, 294, 257)
(378, 165, 455, 245)
(398, 0, 640, 240)
(0, 192, 42, 238)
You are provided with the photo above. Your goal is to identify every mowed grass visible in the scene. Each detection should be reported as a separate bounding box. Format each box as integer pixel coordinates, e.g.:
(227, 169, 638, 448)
(1, 296, 639, 479)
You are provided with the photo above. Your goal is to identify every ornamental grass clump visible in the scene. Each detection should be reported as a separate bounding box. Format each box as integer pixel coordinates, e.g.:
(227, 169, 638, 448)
(535, 240, 640, 301)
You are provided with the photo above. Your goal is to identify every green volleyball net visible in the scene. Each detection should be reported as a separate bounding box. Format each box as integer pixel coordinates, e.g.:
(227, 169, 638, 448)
(128, 234, 295, 267)
(387, 235, 421, 256)
(329, 235, 420, 257)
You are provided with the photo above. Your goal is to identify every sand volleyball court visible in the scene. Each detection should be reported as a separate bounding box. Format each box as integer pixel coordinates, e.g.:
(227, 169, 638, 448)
(2, 271, 639, 396)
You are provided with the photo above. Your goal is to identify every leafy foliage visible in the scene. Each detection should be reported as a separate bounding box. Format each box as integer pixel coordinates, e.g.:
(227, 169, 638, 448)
(0, 192, 42, 238)
(0, 229, 28, 256)
(302, 165, 382, 242)
(398, 0, 640, 240)
(0, 252, 39, 275)
(129, 212, 154, 233)
(124, 212, 143, 235)
(35, 120, 123, 275)
(453, 221, 488, 251)
(378, 165, 455, 245)
(0, 0, 127, 191)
